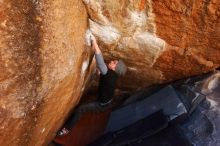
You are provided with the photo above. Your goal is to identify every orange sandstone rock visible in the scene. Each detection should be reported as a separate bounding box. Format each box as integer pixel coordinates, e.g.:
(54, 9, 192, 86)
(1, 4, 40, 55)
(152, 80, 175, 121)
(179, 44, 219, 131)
(0, 0, 92, 146)
(0, 0, 220, 146)
(84, 0, 220, 90)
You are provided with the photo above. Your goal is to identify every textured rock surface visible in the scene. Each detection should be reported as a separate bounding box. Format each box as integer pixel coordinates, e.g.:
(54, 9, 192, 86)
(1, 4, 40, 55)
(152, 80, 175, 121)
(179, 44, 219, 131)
(0, 0, 93, 146)
(0, 0, 220, 146)
(85, 0, 220, 90)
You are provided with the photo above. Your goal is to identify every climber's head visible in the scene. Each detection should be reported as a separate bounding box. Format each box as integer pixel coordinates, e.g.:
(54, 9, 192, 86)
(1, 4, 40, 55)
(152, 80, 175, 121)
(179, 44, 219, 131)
(108, 60, 127, 76)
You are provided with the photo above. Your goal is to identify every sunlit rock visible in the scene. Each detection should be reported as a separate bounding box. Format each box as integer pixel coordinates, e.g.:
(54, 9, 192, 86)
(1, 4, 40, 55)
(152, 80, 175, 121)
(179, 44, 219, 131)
(84, 0, 220, 90)
(0, 0, 92, 146)
(0, 0, 220, 146)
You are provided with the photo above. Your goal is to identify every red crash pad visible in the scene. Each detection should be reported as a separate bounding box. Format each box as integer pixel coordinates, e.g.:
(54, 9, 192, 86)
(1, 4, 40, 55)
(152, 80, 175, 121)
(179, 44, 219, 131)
(54, 110, 111, 146)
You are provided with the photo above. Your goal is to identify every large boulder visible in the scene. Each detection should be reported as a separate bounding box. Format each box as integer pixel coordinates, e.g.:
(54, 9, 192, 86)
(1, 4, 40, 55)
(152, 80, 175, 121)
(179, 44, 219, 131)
(0, 0, 93, 146)
(85, 0, 220, 90)
(0, 0, 220, 146)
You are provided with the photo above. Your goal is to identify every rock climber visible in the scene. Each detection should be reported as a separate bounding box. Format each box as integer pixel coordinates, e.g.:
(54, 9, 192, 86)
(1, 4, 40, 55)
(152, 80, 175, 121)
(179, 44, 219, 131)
(57, 34, 127, 136)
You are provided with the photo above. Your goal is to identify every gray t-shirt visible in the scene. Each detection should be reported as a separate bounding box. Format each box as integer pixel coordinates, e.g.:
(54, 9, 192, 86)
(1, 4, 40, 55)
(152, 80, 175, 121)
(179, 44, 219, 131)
(95, 53, 108, 75)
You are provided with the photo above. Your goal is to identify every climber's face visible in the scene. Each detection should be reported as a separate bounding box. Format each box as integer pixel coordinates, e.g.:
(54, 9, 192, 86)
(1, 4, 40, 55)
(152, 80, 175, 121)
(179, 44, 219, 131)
(108, 60, 118, 71)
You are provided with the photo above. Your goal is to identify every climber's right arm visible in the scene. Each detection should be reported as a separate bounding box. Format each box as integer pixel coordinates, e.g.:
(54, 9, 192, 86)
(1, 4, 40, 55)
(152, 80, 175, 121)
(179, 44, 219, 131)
(92, 37, 108, 75)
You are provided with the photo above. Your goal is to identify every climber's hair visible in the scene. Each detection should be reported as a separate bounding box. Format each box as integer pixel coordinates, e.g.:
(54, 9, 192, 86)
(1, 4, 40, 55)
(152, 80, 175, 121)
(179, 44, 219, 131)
(115, 60, 127, 76)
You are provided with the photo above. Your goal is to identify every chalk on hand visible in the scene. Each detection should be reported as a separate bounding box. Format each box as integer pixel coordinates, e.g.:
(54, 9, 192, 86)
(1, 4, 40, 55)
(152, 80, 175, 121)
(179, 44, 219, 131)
(90, 33, 95, 42)
(85, 29, 95, 46)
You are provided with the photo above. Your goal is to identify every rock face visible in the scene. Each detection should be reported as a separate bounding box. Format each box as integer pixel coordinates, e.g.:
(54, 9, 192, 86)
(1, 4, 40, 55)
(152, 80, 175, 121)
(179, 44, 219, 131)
(0, 0, 93, 146)
(0, 0, 220, 146)
(85, 0, 220, 90)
